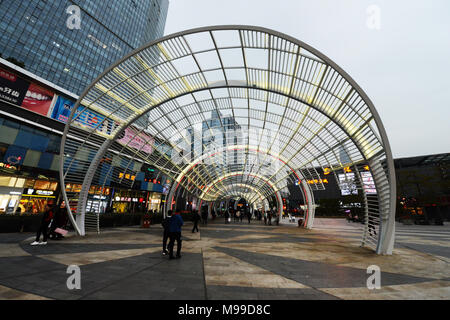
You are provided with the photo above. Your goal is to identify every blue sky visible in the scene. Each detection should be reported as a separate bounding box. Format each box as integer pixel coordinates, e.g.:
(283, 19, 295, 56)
(164, 0, 450, 158)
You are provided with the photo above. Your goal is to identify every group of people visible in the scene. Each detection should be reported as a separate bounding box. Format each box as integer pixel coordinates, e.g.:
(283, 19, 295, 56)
(263, 209, 279, 226)
(223, 207, 253, 224)
(31, 201, 68, 246)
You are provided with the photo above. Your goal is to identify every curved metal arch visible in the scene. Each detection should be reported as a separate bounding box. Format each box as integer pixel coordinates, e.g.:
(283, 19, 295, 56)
(60, 25, 396, 254)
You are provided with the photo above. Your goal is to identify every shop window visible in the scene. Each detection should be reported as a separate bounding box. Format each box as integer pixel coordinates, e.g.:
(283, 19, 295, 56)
(89, 185, 97, 194)
(25, 179, 35, 188)
(34, 180, 50, 190)
(0, 176, 15, 187)
(48, 181, 58, 191)
(15, 178, 25, 188)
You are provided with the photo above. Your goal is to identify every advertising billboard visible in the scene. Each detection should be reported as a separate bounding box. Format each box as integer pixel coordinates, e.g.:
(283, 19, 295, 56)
(117, 127, 154, 154)
(51, 95, 114, 134)
(338, 173, 358, 196)
(0, 67, 54, 116)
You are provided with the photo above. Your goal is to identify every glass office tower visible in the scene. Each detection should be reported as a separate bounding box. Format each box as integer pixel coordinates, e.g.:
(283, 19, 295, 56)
(0, 0, 169, 94)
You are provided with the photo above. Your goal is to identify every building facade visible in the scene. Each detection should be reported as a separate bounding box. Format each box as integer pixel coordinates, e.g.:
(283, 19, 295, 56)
(0, 0, 169, 95)
(0, 59, 169, 215)
(286, 154, 450, 222)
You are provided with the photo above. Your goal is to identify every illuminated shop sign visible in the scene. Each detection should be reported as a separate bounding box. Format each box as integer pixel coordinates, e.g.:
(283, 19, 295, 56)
(118, 173, 136, 180)
(22, 188, 54, 196)
(307, 179, 329, 184)
(37, 190, 54, 195)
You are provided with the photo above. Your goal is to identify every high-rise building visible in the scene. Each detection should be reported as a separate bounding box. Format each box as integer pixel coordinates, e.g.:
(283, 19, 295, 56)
(0, 0, 169, 95)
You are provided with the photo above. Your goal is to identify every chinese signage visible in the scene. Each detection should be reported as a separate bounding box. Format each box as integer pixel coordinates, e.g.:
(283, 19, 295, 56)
(0, 67, 54, 116)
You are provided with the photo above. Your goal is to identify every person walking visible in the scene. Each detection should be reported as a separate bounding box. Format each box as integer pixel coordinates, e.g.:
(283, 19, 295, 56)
(202, 208, 208, 225)
(225, 209, 230, 224)
(31, 203, 54, 245)
(247, 210, 251, 224)
(263, 211, 267, 225)
(161, 210, 172, 255)
(267, 210, 272, 226)
(192, 210, 200, 233)
(168, 211, 184, 259)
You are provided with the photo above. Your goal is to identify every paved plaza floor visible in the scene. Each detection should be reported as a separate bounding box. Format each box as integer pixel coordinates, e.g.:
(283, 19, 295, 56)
(0, 218, 448, 300)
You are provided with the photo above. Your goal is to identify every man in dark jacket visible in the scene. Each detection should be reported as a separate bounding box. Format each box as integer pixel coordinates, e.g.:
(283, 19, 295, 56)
(192, 210, 200, 233)
(161, 210, 172, 255)
(49, 201, 68, 240)
(31, 203, 54, 245)
(168, 211, 184, 259)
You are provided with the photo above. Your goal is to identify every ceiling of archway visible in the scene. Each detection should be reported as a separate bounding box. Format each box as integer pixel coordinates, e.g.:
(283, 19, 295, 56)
(62, 26, 390, 205)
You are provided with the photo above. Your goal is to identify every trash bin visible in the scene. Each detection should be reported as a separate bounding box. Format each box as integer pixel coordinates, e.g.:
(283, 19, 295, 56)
(141, 214, 151, 228)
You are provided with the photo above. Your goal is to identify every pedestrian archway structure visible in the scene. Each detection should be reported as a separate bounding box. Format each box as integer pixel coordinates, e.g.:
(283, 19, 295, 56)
(59, 26, 396, 254)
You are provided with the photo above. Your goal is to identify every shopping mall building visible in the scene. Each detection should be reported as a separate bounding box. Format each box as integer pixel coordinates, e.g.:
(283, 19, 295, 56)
(0, 0, 169, 215)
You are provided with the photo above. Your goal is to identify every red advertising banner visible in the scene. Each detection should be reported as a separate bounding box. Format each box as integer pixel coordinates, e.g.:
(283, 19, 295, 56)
(21, 82, 54, 116)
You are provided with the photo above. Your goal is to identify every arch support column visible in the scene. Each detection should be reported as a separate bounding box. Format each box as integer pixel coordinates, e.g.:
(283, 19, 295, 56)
(296, 170, 315, 229)
(164, 182, 178, 218)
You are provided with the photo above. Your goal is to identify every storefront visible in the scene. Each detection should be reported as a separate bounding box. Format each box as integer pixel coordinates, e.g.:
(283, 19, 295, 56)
(19, 179, 58, 214)
(0, 175, 58, 214)
(20, 187, 57, 214)
(86, 185, 111, 214)
(148, 193, 162, 212)
(112, 189, 148, 213)
(65, 183, 112, 214)
(0, 185, 24, 214)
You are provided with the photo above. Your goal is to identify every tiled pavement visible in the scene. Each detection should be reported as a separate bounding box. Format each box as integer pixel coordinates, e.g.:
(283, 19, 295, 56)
(0, 218, 448, 300)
